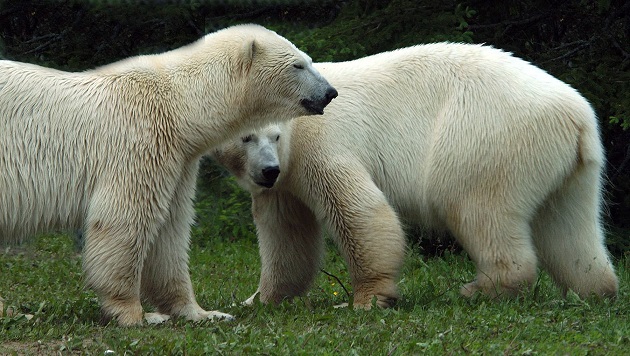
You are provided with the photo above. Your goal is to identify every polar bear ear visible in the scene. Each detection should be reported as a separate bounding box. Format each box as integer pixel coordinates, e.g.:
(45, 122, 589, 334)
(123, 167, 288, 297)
(240, 39, 257, 75)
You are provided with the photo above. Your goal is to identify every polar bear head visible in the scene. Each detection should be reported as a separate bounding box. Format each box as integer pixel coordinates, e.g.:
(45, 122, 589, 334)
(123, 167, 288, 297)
(189, 24, 337, 130)
(139, 24, 337, 150)
(211, 122, 289, 194)
(228, 25, 338, 119)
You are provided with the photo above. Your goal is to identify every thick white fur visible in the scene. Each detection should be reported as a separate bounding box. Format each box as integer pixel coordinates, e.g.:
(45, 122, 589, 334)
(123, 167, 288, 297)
(212, 42, 619, 308)
(0, 24, 335, 326)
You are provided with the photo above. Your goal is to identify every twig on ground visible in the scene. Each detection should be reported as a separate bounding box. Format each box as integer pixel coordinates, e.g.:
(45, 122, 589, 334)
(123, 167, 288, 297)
(320, 269, 351, 298)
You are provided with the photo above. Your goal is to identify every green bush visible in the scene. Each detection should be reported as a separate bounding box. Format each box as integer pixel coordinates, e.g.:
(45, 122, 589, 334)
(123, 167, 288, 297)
(193, 159, 257, 246)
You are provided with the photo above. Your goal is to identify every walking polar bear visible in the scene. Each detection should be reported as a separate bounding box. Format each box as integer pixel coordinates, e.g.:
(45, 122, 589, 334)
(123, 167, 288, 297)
(212, 42, 619, 308)
(0, 24, 337, 325)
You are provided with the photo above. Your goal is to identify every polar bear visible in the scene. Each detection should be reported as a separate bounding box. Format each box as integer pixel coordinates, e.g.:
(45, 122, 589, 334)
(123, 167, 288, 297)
(211, 42, 619, 308)
(0, 24, 337, 326)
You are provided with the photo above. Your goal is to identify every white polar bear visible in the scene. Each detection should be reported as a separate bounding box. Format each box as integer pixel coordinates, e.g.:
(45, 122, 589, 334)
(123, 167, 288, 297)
(212, 42, 619, 308)
(0, 24, 337, 326)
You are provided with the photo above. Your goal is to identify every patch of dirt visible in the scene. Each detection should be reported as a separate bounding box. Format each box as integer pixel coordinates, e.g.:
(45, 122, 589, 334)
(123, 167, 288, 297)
(0, 341, 63, 355)
(0, 338, 98, 355)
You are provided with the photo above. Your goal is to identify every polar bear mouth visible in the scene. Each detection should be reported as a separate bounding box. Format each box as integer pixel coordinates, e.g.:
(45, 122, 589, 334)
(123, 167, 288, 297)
(301, 87, 337, 115)
(255, 180, 276, 188)
(300, 98, 326, 115)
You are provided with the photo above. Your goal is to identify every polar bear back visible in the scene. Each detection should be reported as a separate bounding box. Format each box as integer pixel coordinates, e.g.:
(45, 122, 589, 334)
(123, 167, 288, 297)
(0, 62, 109, 241)
(314, 43, 593, 146)
(0, 61, 160, 243)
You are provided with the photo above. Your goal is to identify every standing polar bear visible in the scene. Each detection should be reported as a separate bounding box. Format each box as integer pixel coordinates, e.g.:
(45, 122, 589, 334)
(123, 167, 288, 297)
(212, 42, 618, 308)
(0, 24, 337, 325)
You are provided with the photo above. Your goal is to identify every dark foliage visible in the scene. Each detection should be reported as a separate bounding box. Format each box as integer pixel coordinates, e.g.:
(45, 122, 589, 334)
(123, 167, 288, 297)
(0, 0, 340, 69)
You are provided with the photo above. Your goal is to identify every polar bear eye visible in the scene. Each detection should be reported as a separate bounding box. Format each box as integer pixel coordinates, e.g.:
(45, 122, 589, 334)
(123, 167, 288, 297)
(293, 64, 304, 70)
(241, 135, 253, 143)
(275, 135, 280, 142)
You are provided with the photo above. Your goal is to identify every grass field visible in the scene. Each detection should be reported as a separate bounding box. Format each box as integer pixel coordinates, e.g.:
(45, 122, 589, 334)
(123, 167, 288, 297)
(1, 230, 628, 355)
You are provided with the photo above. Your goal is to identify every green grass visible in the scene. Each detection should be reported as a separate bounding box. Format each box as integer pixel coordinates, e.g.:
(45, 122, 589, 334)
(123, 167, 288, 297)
(1, 232, 628, 355)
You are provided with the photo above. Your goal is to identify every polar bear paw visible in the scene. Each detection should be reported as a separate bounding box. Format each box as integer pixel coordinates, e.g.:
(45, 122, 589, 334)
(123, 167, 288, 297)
(144, 312, 171, 325)
(333, 301, 376, 310)
(460, 279, 521, 299)
(178, 304, 235, 322)
(242, 291, 260, 306)
(460, 281, 482, 298)
(202, 310, 235, 322)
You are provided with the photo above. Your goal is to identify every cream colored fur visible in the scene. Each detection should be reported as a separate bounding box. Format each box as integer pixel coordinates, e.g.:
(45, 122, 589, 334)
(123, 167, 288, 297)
(0, 24, 336, 325)
(213, 42, 618, 308)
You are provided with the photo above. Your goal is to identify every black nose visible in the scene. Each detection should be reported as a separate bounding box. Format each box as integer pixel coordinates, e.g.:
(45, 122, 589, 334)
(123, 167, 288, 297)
(262, 166, 280, 182)
(325, 87, 338, 103)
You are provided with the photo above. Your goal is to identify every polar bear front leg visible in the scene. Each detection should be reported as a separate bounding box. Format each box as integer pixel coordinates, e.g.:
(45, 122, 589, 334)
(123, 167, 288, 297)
(251, 190, 324, 305)
(140, 161, 234, 323)
(305, 161, 406, 308)
(140, 208, 234, 323)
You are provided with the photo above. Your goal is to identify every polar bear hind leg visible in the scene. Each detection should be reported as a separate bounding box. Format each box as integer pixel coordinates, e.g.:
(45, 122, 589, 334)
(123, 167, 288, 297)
(530, 159, 618, 298)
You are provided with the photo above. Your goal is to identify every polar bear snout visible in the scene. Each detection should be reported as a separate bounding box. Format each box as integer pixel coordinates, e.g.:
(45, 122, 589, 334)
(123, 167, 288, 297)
(252, 163, 280, 188)
(261, 166, 280, 186)
(325, 87, 338, 103)
(301, 86, 338, 115)
(254, 165, 280, 188)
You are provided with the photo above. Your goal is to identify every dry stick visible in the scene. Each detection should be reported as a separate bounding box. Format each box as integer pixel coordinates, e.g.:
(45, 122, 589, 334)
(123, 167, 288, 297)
(320, 269, 351, 298)
(609, 36, 630, 60)
(611, 141, 630, 182)
(541, 40, 592, 64)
